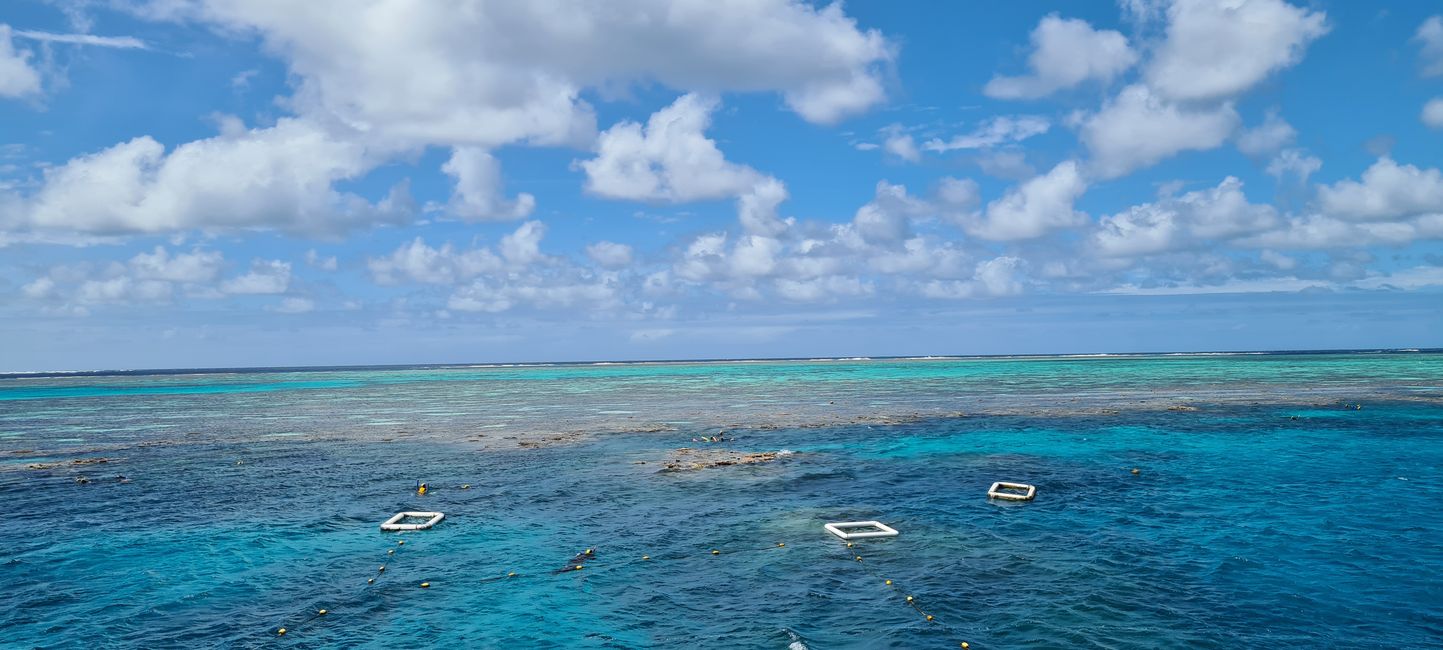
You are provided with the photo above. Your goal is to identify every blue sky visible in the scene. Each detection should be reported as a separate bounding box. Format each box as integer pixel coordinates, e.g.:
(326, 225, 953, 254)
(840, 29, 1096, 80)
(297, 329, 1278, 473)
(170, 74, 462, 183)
(2, 0, 1442, 370)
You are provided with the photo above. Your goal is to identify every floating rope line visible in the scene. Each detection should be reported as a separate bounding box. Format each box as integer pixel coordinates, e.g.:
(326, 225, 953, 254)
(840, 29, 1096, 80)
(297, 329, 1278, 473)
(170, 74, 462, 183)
(271, 536, 792, 639)
(832, 538, 971, 648)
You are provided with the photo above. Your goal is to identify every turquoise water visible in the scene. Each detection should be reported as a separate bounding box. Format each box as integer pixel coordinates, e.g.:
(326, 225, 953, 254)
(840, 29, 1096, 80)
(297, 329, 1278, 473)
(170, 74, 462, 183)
(3, 354, 1443, 647)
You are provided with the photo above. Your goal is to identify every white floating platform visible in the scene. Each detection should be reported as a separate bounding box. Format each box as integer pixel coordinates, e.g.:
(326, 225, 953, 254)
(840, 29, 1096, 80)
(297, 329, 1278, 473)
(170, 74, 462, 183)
(380, 511, 445, 531)
(988, 481, 1036, 501)
(824, 520, 899, 540)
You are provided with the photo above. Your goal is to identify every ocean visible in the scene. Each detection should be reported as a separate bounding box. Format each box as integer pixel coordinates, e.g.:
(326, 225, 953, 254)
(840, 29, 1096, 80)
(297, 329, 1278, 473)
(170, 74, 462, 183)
(3, 352, 1442, 648)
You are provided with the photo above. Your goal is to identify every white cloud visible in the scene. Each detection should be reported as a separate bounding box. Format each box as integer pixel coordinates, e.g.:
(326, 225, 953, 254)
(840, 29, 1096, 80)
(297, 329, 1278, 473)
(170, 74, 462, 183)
(1145, 0, 1329, 102)
(1236, 111, 1297, 157)
(305, 249, 338, 271)
(1091, 176, 1278, 257)
(368, 221, 614, 315)
(21, 276, 55, 299)
(984, 14, 1136, 99)
(918, 257, 1028, 298)
(586, 241, 634, 269)
(1080, 84, 1239, 178)
(880, 125, 920, 162)
(369, 238, 504, 285)
(143, 0, 891, 139)
(852, 181, 929, 244)
(270, 297, 316, 313)
(1265, 149, 1321, 183)
(1317, 158, 1443, 221)
(441, 147, 535, 221)
(967, 161, 1087, 241)
(1259, 249, 1296, 270)
(923, 115, 1050, 152)
(221, 260, 291, 294)
(1241, 215, 1440, 250)
(20, 246, 232, 309)
(11, 118, 410, 237)
(0, 25, 43, 99)
(1418, 15, 1443, 77)
(76, 276, 174, 304)
(580, 94, 768, 202)
(12, 29, 147, 49)
(736, 178, 791, 237)
(1422, 98, 1443, 129)
(128, 246, 224, 282)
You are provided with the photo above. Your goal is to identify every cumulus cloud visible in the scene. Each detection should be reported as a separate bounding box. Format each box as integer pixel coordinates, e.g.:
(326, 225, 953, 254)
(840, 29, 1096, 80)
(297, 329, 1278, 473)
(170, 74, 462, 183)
(1079, 84, 1239, 178)
(580, 94, 768, 202)
(1236, 111, 1297, 157)
(305, 249, 338, 271)
(1144, 0, 1329, 102)
(269, 297, 316, 313)
(0, 25, 43, 99)
(1317, 158, 1443, 222)
(221, 260, 292, 294)
(1265, 149, 1321, 183)
(966, 161, 1087, 241)
(366, 220, 619, 314)
(880, 125, 920, 162)
(440, 147, 535, 221)
(18, 246, 249, 310)
(1091, 177, 1278, 257)
(1418, 15, 1443, 77)
(7, 118, 411, 237)
(984, 14, 1136, 99)
(586, 241, 634, 269)
(1422, 98, 1443, 130)
(923, 115, 1050, 152)
(141, 0, 892, 135)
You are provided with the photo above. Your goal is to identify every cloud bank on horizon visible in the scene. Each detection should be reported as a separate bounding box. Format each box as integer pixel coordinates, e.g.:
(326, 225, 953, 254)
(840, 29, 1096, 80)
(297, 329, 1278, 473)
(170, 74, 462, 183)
(1, 0, 1441, 369)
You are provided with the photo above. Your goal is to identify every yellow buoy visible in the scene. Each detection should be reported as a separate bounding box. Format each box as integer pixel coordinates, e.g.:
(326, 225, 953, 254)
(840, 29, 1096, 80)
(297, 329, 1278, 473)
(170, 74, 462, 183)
(1131, 468, 1140, 475)
(642, 555, 650, 560)
(846, 542, 854, 548)
(575, 565, 584, 570)
(398, 540, 405, 546)
(885, 579, 892, 585)
(420, 582, 430, 588)
(777, 543, 785, 547)
(926, 615, 934, 621)
(962, 643, 970, 649)
(461, 484, 470, 489)
(277, 628, 286, 636)
(586, 548, 594, 555)
(711, 550, 720, 555)
(906, 596, 914, 602)
(318, 609, 327, 616)
(508, 572, 517, 577)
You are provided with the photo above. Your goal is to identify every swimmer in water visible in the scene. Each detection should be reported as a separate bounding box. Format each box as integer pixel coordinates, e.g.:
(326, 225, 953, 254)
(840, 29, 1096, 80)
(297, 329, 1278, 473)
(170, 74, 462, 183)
(553, 548, 596, 573)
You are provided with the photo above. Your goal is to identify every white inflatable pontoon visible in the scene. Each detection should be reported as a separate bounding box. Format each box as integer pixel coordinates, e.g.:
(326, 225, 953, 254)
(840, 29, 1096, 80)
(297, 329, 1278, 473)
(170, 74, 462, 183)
(824, 520, 899, 540)
(987, 482, 1036, 501)
(380, 511, 445, 531)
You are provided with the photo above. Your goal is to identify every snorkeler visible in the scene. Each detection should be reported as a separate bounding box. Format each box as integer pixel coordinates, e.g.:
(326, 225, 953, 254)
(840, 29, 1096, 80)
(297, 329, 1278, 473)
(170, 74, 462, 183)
(553, 548, 596, 573)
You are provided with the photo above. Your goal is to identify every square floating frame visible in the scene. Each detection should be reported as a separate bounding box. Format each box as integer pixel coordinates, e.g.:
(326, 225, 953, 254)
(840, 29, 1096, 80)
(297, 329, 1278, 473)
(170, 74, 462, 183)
(824, 520, 899, 540)
(987, 482, 1036, 501)
(380, 511, 445, 531)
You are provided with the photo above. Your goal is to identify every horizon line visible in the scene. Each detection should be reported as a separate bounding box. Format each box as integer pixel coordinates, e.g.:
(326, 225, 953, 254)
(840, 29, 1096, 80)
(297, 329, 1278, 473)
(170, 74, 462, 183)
(2, 347, 1438, 379)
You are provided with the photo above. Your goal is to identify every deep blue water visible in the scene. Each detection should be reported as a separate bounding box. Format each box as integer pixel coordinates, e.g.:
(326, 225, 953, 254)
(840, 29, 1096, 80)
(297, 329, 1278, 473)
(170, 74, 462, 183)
(5, 398, 1443, 648)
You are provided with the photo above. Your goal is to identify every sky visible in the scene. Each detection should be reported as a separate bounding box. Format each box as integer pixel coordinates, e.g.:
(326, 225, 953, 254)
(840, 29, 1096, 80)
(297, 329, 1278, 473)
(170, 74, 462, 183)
(2, 0, 1442, 371)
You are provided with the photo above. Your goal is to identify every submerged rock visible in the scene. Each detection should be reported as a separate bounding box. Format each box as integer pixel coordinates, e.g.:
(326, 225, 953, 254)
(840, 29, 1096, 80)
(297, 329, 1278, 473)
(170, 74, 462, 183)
(659, 448, 789, 471)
